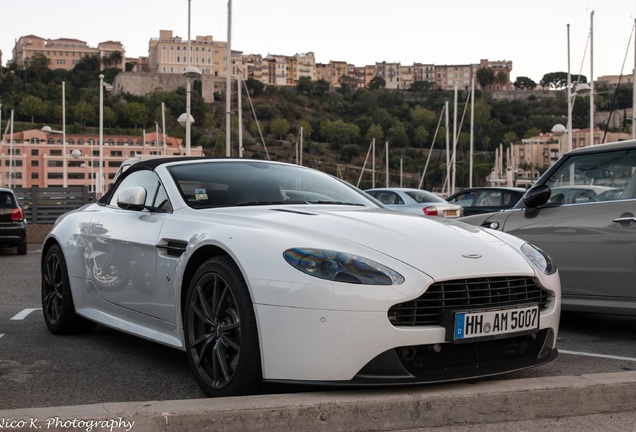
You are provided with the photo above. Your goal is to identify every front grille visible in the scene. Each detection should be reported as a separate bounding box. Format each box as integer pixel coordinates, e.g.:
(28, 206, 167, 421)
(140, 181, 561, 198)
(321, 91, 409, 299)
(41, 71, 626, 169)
(389, 276, 549, 327)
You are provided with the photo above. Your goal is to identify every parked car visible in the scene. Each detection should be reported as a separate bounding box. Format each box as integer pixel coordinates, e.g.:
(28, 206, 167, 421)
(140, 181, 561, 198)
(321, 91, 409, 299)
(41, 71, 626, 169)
(447, 187, 526, 216)
(365, 187, 463, 218)
(460, 139, 636, 316)
(41, 158, 560, 397)
(0, 187, 27, 255)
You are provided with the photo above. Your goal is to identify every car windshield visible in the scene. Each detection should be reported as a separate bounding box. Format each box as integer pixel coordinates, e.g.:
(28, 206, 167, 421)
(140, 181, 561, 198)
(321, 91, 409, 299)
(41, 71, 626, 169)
(168, 161, 379, 209)
(540, 149, 636, 206)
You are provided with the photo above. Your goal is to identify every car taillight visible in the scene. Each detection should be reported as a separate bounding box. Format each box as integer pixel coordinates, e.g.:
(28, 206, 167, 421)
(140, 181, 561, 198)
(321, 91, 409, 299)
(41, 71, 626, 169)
(423, 206, 438, 216)
(11, 208, 24, 221)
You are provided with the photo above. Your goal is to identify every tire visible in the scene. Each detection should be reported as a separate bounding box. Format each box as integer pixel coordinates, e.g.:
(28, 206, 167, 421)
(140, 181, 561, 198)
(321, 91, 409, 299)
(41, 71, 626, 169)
(42, 244, 97, 334)
(184, 256, 262, 397)
(17, 241, 27, 255)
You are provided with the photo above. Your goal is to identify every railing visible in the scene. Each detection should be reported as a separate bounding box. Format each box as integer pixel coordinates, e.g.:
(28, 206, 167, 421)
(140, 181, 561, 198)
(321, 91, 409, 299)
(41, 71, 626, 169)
(13, 186, 94, 224)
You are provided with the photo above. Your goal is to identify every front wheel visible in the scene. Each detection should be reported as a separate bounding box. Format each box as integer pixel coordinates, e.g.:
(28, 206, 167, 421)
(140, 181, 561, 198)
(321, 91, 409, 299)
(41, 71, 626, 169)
(184, 256, 262, 397)
(42, 244, 96, 334)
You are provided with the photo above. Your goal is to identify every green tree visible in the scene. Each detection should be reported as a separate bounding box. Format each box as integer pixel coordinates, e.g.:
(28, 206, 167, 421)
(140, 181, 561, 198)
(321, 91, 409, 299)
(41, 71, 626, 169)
(270, 118, 290, 140)
(496, 71, 508, 85)
(502, 131, 518, 144)
(320, 119, 361, 148)
(410, 105, 436, 128)
(245, 78, 265, 96)
(364, 123, 384, 143)
(296, 76, 314, 95)
(387, 122, 409, 147)
(122, 101, 149, 128)
(513, 76, 537, 90)
(73, 100, 97, 125)
(368, 76, 386, 91)
(19, 95, 47, 123)
(476, 68, 495, 89)
(413, 125, 430, 148)
(338, 75, 357, 95)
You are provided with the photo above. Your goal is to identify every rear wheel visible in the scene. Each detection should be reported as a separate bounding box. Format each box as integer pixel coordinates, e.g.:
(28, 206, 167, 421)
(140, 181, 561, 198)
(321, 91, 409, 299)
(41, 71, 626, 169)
(184, 256, 262, 397)
(42, 244, 96, 334)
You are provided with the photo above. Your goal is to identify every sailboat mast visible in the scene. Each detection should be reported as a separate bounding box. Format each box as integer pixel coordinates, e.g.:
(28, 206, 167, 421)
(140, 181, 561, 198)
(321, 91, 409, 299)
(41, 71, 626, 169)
(226, 0, 232, 156)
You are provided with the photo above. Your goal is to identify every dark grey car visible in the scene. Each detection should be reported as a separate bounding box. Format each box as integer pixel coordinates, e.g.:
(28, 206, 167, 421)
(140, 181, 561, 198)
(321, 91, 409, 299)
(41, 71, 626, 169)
(0, 188, 27, 255)
(460, 140, 636, 315)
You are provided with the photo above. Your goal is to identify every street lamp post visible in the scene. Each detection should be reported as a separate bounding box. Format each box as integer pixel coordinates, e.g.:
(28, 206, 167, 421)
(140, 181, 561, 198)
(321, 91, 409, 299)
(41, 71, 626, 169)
(98, 75, 112, 196)
(181, 0, 201, 156)
(552, 83, 592, 156)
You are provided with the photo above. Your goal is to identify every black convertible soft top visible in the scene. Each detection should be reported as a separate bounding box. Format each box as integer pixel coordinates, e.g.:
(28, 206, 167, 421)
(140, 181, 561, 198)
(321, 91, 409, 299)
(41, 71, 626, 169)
(98, 156, 212, 204)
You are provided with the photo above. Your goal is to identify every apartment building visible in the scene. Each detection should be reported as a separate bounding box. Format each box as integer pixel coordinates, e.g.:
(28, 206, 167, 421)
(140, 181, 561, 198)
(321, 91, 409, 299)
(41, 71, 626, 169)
(0, 129, 203, 192)
(478, 59, 513, 90)
(12, 35, 125, 71)
(434, 64, 473, 89)
(375, 62, 401, 89)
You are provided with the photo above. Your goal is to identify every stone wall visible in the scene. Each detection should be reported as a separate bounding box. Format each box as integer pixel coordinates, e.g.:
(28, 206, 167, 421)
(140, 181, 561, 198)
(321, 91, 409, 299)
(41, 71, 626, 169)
(113, 72, 219, 103)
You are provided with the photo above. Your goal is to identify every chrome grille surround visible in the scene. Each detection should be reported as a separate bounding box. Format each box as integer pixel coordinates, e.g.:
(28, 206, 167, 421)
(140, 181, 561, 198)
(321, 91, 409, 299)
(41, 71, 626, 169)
(388, 276, 549, 327)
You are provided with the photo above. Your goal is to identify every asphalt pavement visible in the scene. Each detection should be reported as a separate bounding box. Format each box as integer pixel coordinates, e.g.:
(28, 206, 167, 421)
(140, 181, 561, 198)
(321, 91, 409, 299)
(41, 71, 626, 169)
(3, 245, 636, 431)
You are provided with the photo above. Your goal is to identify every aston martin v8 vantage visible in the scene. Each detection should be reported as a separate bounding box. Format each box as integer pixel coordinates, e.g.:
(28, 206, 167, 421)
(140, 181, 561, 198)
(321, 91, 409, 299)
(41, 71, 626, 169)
(41, 158, 560, 397)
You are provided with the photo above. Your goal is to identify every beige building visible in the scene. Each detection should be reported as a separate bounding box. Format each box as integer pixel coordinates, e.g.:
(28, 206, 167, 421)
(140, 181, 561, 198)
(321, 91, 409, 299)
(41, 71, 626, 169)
(375, 62, 401, 89)
(491, 128, 633, 187)
(12, 35, 125, 71)
(148, 30, 243, 79)
(0, 129, 203, 191)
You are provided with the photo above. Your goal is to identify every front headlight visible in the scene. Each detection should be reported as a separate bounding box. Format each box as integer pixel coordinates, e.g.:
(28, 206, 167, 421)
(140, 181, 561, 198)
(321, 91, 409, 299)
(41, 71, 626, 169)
(283, 248, 405, 285)
(521, 243, 557, 275)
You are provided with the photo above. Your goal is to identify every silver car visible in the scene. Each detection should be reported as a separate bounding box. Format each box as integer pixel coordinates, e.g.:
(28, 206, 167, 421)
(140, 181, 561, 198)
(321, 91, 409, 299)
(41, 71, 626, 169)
(365, 188, 463, 218)
(461, 140, 636, 315)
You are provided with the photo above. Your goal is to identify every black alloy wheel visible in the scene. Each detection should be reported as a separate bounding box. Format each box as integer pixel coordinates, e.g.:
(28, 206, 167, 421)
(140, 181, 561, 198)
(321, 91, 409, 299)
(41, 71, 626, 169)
(42, 244, 96, 334)
(185, 256, 261, 397)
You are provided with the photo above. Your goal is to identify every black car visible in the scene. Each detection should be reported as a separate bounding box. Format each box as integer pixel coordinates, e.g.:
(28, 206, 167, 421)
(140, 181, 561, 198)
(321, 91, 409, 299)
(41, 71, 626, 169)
(0, 188, 27, 255)
(446, 187, 526, 216)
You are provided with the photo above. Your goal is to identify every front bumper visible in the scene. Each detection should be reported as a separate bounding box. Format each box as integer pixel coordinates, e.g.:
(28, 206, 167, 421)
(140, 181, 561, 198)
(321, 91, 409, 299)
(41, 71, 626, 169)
(254, 298, 559, 383)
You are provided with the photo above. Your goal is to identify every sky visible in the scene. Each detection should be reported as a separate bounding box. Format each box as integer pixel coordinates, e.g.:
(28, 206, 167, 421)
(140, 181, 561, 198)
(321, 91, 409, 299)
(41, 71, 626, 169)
(2, 0, 636, 83)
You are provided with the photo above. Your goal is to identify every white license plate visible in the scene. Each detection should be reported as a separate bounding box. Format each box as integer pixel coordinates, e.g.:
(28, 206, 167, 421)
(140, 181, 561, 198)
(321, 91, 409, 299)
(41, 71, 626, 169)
(453, 305, 539, 342)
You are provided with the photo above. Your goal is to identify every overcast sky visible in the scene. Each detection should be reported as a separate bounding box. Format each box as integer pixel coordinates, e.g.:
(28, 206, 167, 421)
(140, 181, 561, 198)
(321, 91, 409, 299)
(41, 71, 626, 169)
(2, 0, 636, 83)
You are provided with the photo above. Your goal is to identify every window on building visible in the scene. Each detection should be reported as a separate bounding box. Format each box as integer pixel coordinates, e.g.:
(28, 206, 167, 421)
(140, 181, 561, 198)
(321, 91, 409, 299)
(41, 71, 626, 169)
(48, 173, 63, 179)
(31, 161, 39, 167)
(31, 173, 39, 179)
(31, 149, 39, 156)
(69, 173, 85, 180)
(50, 150, 62, 156)
(110, 151, 123, 157)
(48, 161, 63, 167)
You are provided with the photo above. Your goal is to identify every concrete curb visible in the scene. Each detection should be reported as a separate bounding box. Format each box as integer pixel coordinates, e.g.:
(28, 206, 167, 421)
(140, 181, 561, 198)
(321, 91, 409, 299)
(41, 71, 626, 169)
(3, 371, 636, 431)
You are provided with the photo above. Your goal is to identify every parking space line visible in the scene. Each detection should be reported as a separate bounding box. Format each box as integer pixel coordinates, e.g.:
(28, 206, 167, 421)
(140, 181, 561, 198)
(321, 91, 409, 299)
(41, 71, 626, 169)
(10, 308, 41, 320)
(560, 349, 636, 362)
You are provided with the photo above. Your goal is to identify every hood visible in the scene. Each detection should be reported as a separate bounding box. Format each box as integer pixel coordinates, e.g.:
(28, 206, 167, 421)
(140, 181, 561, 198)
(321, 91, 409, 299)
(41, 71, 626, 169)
(208, 205, 535, 281)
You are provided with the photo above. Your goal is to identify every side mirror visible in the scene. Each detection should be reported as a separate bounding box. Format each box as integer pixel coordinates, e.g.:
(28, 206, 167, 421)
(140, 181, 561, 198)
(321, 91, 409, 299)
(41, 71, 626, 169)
(117, 186, 147, 211)
(523, 184, 551, 216)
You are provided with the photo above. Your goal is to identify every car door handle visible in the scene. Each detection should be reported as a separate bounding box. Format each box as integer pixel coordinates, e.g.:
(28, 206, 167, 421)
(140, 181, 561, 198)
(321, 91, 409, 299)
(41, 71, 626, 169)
(613, 216, 636, 225)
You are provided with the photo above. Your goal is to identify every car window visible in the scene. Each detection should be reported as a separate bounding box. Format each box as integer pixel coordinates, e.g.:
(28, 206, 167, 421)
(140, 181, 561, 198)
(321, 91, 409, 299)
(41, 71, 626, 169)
(372, 191, 403, 205)
(406, 190, 444, 203)
(108, 170, 171, 210)
(544, 149, 636, 205)
(477, 191, 502, 206)
(448, 192, 477, 206)
(0, 192, 16, 208)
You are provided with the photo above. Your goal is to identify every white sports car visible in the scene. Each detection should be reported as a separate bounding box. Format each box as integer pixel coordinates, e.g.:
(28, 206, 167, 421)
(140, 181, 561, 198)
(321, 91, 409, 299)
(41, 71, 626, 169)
(41, 158, 561, 397)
